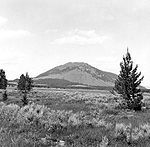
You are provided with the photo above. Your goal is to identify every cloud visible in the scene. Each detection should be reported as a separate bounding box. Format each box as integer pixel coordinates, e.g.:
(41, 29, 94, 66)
(0, 16, 32, 40)
(133, 0, 150, 10)
(51, 29, 109, 45)
(0, 16, 8, 26)
(0, 29, 32, 40)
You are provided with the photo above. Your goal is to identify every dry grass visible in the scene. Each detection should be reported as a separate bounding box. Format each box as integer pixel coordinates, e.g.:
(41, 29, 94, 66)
(0, 87, 150, 146)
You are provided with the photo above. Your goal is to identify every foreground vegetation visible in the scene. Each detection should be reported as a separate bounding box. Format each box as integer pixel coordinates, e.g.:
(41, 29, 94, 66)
(0, 49, 148, 146)
(0, 88, 150, 146)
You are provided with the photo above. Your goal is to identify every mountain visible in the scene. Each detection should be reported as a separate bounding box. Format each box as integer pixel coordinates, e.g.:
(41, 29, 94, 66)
(34, 62, 118, 88)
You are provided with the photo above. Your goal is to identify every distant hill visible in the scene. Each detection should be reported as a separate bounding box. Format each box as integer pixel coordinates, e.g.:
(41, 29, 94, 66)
(34, 78, 82, 88)
(34, 62, 118, 88)
(9, 79, 19, 83)
(9, 62, 146, 89)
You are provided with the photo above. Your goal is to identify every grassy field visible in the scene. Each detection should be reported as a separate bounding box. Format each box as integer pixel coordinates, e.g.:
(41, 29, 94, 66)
(0, 87, 150, 146)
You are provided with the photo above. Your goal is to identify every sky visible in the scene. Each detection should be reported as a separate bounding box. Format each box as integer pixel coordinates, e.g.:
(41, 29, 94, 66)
(0, 0, 150, 88)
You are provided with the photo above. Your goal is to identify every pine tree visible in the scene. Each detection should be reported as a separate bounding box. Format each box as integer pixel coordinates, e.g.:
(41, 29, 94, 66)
(18, 73, 33, 93)
(0, 69, 7, 89)
(25, 73, 33, 92)
(114, 49, 144, 111)
(17, 74, 26, 91)
(18, 73, 33, 106)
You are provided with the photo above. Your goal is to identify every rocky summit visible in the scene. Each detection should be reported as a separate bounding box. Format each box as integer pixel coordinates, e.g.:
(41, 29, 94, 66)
(34, 62, 117, 88)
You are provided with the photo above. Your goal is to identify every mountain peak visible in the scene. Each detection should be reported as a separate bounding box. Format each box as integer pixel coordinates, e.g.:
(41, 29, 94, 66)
(35, 62, 117, 87)
(59, 62, 90, 69)
(64, 62, 89, 66)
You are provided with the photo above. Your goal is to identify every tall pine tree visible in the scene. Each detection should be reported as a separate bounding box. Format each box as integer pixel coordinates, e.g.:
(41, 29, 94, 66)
(114, 49, 144, 111)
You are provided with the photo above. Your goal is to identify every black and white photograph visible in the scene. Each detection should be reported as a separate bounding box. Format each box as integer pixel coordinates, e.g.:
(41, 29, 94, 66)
(0, 0, 150, 146)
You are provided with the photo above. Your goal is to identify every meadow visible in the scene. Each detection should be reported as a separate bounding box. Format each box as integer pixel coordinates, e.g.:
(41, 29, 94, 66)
(0, 87, 150, 147)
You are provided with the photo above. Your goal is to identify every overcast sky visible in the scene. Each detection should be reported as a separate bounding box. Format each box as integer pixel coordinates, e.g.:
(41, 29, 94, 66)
(0, 0, 150, 87)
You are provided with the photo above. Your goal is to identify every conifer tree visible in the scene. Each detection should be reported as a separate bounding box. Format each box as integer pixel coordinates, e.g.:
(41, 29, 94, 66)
(0, 69, 7, 89)
(18, 73, 33, 92)
(18, 73, 33, 106)
(25, 73, 33, 92)
(114, 49, 144, 111)
(17, 74, 26, 91)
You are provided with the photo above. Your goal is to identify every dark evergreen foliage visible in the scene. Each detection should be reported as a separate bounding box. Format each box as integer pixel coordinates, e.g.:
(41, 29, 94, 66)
(2, 90, 7, 101)
(18, 73, 33, 106)
(17, 73, 33, 92)
(0, 69, 7, 89)
(114, 49, 144, 111)
(21, 92, 28, 106)
(17, 74, 26, 91)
